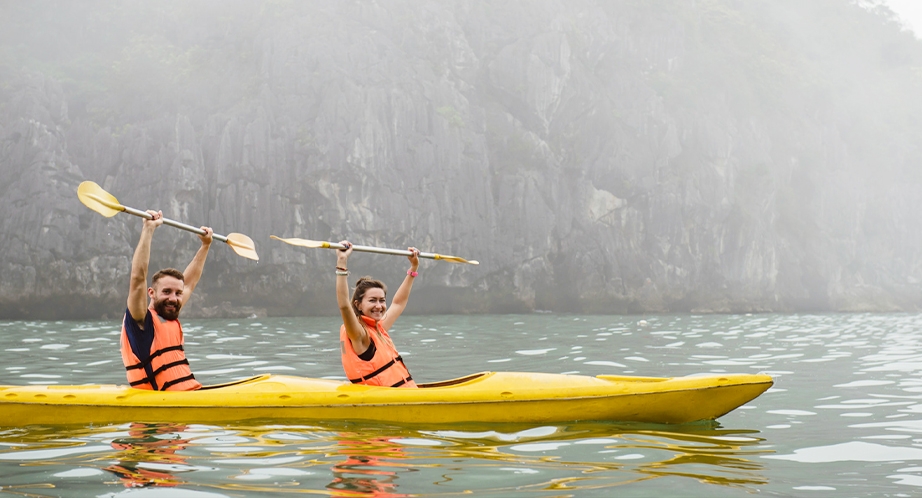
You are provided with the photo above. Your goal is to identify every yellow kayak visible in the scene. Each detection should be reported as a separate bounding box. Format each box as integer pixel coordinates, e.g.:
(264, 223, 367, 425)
(0, 371, 772, 427)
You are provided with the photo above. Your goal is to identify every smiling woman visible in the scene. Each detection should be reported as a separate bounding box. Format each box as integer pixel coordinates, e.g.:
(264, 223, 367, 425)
(334, 240, 420, 389)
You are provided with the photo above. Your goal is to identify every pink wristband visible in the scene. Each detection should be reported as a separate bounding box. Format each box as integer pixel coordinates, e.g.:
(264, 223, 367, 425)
(407, 269, 418, 277)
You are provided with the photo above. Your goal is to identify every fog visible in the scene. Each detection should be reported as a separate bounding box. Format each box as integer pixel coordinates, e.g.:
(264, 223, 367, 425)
(1, 0, 920, 318)
(885, 0, 922, 35)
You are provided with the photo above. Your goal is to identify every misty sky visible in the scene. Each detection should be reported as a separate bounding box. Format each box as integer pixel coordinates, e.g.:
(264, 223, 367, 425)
(887, 0, 922, 35)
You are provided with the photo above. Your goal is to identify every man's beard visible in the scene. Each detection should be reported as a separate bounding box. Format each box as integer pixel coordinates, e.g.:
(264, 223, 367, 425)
(154, 298, 182, 321)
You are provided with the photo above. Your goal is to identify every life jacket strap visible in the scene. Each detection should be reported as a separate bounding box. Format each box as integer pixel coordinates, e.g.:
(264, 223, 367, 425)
(149, 358, 191, 379)
(124, 348, 191, 391)
(390, 376, 412, 388)
(349, 355, 409, 384)
(124, 345, 185, 371)
(160, 374, 196, 391)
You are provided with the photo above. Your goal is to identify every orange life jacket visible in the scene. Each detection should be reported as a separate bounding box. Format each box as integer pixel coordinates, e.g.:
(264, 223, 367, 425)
(120, 308, 202, 391)
(340, 315, 417, 388)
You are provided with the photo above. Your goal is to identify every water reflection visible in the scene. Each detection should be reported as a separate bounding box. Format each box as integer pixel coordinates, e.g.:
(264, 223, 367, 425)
(104, 423, 192, 488)
(7, 313, 922, 494)
(0, 421, 769, 495)
(328, 434, 409, 497)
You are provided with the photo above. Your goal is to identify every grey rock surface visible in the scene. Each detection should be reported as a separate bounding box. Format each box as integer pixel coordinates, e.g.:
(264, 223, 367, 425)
(1, 0, 920, 318)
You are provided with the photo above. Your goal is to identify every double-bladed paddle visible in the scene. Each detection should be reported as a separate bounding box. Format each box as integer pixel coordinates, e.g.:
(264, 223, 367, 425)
(270, 236, 479, 265)
(77, 181, 259, 261)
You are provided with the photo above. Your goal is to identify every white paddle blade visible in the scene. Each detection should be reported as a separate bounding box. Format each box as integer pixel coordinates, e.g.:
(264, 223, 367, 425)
(432, 254, 480, 265)
(270, 236, 333, 249)
(226, 233, 259, 261)
(77, 181, 124, 218)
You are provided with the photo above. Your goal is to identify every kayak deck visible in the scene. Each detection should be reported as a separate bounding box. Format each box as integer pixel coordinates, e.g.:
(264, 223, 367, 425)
(0, 371, 773, 426)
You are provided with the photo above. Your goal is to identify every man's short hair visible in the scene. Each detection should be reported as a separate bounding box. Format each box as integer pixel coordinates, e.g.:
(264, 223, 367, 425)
(151, 268, 185, 287)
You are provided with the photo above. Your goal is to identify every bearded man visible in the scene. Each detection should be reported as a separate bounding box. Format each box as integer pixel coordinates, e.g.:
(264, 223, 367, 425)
(120, 210, 213, 391)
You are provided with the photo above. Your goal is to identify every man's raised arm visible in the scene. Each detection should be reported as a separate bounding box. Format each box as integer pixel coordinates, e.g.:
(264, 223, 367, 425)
(181, 226, 213, 303)
(127, 210, 164, 323)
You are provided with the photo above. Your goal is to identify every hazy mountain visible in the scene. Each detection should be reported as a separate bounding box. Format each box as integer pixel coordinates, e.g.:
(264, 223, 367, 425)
(1, 0, 920, 318)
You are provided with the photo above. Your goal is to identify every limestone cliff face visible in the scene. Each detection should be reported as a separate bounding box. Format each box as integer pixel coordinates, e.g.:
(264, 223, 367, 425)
(1, 0, 920, 318)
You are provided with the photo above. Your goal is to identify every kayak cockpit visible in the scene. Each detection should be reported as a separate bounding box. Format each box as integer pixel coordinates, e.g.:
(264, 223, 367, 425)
(418, 372, 492, 388)
(200, 374, 272, 390)
(198, 372, 495, 391)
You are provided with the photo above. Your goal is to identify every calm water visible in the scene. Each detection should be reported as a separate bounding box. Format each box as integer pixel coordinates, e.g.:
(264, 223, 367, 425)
(1, 313, 921, 497)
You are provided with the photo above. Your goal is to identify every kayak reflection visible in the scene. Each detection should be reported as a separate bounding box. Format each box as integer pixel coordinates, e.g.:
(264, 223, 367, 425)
(415, 422, 771, 491)
(327, 433, 410, 498)
(105, 422, 191, 488)
(0, 421, 770, 495)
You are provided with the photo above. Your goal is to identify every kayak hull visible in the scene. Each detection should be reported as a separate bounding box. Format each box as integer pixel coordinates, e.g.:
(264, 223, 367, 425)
(0, 371, 773, 427)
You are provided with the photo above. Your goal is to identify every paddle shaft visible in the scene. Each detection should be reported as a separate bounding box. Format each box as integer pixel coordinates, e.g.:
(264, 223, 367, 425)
(328, 241, 440, 261)
(122, 205, 230, 243)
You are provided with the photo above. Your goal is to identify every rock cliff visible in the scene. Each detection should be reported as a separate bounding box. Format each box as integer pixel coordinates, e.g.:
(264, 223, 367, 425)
(1, 0, 920, 318)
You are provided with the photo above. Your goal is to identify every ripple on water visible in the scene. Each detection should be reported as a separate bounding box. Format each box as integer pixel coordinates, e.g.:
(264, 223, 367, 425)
(515, 348, 556, 355)
(0, 445, 112, 460)
(98, 489, 230, 497)
(584, 360, 627, 368)
(236, 467, 313, 479)
(704, 359, 757, 366)
(424, 426, 558, 442)
(889, 474, 922, 487)
(203, 446, 265, 453)
(137, 462, 215, 472)
(612, 453, 646, 460)
(499, 467, 540, 474)
(696, 342, 723, 348)
(767, 409, 817, 416)
(393, 438, 444, 446)
(510, 442, 570, 452)
(54, 468, 105, 477)
(835, 380, 894, 388)
(214, 455, 303, 465)
(235, 361, 269, 367)
(764, 441, 922, 463)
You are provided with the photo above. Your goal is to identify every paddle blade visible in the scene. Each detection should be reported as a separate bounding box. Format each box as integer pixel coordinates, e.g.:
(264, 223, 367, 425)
(77, 181, 125, 218)
(270, 235, 332, 249)
(431, 254, 480, 265)
(226, 233, 260, 261)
